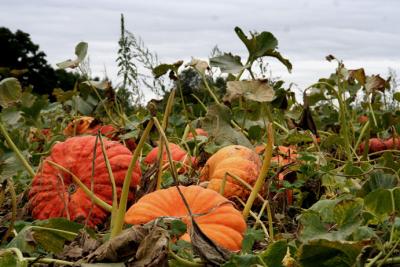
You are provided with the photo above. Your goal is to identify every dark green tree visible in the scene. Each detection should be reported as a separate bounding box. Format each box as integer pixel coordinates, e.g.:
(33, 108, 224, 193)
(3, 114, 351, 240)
(0, 27, 79, 97)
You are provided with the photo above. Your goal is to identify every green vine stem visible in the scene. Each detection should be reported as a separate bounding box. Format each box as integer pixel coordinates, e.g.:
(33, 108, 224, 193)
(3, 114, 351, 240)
(201, 73, 220, 105)
(306, 82, 353, 162)
(45, 160, 112, 212)
(243, 123, 274, 220)
(98, 134, 118, 229)
(354, 120, 370, 155)
(4, 248, 73, 266)
(111, 119, 154, 238)
(0, 122, 36, 178)
(156, 89, 176, 189)
(169, 247, 204, 267)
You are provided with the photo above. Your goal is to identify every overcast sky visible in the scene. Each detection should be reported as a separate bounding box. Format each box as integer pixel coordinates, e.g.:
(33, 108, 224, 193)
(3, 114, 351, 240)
(1, 0, 399, 100)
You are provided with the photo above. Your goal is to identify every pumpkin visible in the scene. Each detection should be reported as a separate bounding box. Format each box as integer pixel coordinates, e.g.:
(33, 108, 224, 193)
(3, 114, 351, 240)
(125, 185, 246, 251)
(187, 128, 208, 140)
(63, 117, 137, 151)
(28, 135, 141, 226)
(199, 145, 261, 198)
(144, 143, 196, 172)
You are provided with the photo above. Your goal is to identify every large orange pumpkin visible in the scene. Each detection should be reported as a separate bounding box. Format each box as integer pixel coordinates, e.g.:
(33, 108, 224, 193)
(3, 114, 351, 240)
(125, 185, 246, 251)
(28, 135, 141, 227)
(199, 145, 261, 198)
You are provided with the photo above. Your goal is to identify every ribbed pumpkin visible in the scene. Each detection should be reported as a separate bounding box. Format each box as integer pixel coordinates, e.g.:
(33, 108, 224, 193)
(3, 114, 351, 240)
(125, 185, 246, 251)
(144, 143, 196, 172)
(199, 145, 261, 198)
(28, 135, 141, 227)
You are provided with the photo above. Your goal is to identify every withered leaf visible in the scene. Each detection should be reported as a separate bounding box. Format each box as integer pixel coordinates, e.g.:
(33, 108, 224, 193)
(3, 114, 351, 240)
(224, 80, 274, 103)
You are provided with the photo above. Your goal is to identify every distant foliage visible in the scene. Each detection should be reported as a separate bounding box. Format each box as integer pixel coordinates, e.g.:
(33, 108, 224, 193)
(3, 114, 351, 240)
(0, 27, 79, 97)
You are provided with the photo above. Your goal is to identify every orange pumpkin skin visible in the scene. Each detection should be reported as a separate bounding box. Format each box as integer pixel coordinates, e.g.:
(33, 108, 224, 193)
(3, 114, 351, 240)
(124, 185, 246, 251)
(199, 145, 262, 198)
(28, 136, 141, 227)
(144, 143, 196, 172)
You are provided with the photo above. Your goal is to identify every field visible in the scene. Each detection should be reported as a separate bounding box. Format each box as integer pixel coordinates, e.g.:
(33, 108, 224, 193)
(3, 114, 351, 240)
(0, 22, 399, 267)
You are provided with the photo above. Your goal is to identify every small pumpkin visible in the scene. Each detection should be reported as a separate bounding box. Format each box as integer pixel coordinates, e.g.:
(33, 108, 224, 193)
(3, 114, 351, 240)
(28, 135, 141, 226)
(125, 185, 246, 251)
(199, 145, 261, 198)
(144, 143, 196, 172)
(187, 128, 208, 140)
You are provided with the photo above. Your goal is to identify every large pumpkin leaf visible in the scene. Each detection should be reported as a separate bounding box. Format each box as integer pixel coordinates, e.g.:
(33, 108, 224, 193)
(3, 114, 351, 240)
(0, 78, 22, 108)
(364, 188, 400, 220)
(199, 104, 252, 152)
(259, 239, 289, 267)
(298, 239, 364, 267)
(56, 42, 88, 69)
(300, 197, 363, 242)
(234, 27, 292, 72)
(224, 80, 274, 103)
(209, 53, 245, 74)
(358, 171, 397, 197)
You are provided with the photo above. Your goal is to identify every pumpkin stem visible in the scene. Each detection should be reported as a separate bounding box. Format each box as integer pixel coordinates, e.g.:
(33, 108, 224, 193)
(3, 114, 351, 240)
(242, 123, 274, 220)
(111, 119, 154, 238)
(0, 122, 36, 178)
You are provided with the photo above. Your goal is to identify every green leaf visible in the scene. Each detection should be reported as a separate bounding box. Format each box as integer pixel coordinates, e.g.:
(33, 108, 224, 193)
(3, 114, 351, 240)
(209, 53, 245, 74)
(199, 104, 252, 149)
(234, 27, 292, 72)
(222, 254, 261, 267)
(241, 228, 264, 254)
(7, 218, 84, 254)
(332, 198, 363, 227)
(224, 80, 275, 102)
(298, 239, 364, 267)
(393, 92, 400, 102)
(72, 95, 94, 115)
(0, 250, 19, 267)
(259, 240, 288, 267)
(75, 42, 89, 62)
(364, 188, 393, 220)
(0, 107, 22, 125)
(170, 220, 187, 237)
(235, 27, 278, 60)
(358, 171, 397, 197)
(153, 61, 183, 79)
(0, 78, 22, 108)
